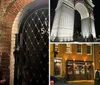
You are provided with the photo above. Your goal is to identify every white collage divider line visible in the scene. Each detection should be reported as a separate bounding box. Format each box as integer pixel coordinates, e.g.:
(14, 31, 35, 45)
(50, 42, 100, 44)
(49, 0, 50, 85)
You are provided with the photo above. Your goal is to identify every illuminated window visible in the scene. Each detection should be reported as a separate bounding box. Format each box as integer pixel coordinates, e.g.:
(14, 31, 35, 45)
(66, 44, 72, 53)
(87, 45, 92, 54)
(77, 44, 82, 53)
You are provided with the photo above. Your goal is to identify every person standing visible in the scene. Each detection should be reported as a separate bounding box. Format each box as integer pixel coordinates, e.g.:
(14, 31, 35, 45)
(95, 69, 100, 85)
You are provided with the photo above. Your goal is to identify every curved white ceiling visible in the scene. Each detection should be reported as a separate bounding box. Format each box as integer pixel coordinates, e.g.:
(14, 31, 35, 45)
(75, 3, 89, 19)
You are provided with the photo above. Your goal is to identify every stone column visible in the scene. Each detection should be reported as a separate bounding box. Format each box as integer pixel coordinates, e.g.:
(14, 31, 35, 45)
(81, 17, 91, 38)
(90, 13, 96, 38)
(81, 16, 96, 38)
(50, 4, 62, 41)
(50, 0, 75, 42)
(81, 0, 96, 39)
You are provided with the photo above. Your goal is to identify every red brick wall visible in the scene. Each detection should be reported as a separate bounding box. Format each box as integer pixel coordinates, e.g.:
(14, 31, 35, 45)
(2, 0, 32, 54)
(0, 0, 32, 85)
(1, 52, 10, 76)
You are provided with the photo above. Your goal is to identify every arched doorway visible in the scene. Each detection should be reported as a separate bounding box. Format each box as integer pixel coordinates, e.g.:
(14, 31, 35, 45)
(75, 2, 90, 39)
(12, 0, 48, 85)
(75, 1, 96, 41)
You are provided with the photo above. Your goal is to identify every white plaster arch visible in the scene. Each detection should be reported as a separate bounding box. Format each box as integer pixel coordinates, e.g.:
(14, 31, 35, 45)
(75, 2, 89, 19)
(75, 2, 96, 38)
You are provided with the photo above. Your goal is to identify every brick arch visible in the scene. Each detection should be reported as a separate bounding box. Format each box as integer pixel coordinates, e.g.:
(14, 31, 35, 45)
(4, 0, 32, 27)
(1, 0, 34, 85)
(1, 0, 33, 55)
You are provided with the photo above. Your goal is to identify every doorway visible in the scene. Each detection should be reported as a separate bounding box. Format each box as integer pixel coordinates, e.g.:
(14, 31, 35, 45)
(13, 0, 49, 85)
(54, 58, 62, 77)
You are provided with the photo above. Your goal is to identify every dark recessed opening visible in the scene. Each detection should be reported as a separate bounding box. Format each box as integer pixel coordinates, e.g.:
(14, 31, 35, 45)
(74, 10, 81, 35)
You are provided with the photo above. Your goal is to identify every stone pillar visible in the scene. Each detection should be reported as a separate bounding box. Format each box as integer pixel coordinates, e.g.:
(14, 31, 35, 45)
(90, 14, 96, 38)
(81, 0, 96, 39)
(81, 17, 91, 38)
(50, 0, 75, 42)
(50, 5, 62, 41)
(81, 16, 96, 38)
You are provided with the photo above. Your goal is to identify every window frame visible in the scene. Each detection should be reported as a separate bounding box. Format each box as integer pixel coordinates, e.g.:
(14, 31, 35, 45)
(77, 44, 82, 54)
(87, 44, 92, 55)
